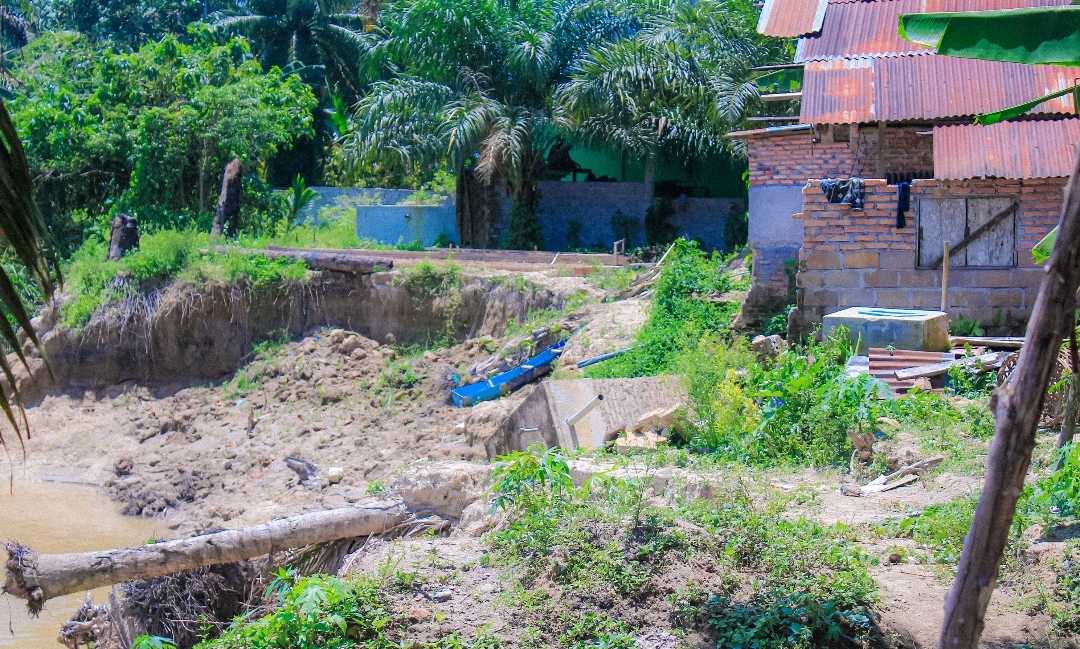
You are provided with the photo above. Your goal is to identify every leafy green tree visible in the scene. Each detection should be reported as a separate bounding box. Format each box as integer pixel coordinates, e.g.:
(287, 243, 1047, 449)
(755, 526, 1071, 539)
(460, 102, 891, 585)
(338, 0, 652, 250)
(209, 0, 369, 101)
(7, 31, 316, 247)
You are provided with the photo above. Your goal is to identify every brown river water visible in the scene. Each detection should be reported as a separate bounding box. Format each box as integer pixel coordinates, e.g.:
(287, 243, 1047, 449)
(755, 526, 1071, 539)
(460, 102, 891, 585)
(0, 479, 167, 649)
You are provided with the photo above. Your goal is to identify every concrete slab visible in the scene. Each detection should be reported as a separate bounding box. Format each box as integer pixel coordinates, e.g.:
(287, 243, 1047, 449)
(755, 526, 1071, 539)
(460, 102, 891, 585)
(824, 307, 949, 353)
(478, 376, 683, 458)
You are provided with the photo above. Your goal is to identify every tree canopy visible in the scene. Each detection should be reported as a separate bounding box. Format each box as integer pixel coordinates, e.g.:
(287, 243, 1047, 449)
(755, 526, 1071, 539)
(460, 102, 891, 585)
(7, 30, 316, 248)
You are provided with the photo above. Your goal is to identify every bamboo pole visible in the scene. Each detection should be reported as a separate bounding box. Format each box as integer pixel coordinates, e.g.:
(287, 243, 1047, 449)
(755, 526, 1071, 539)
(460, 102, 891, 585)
(3, 504, 406, 614)
(939, 148, 1080, 649)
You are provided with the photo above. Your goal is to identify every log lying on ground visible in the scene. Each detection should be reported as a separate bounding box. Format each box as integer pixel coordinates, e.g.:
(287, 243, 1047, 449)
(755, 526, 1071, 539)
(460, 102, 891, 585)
(3, 502, 406, 614)
(209, 246, 394, 274)
(262, 247, 394, 274)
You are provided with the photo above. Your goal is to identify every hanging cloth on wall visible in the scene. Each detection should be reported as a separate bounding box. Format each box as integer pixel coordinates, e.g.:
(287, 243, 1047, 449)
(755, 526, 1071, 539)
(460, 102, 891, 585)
(819, 177, 865, 210)
(896, 181, 911, 228)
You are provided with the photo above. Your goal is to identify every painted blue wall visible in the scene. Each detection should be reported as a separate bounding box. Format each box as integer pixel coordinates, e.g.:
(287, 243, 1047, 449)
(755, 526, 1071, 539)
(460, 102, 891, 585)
(355, 204, 458, 247)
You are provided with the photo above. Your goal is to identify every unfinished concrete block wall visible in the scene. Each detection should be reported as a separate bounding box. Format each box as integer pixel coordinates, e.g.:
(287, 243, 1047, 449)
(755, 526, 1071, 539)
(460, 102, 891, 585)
(793, 177, 1065, 336)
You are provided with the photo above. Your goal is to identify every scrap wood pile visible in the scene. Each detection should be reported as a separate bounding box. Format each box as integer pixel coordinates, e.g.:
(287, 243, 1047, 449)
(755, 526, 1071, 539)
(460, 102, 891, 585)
(849, 335, 1023, 395)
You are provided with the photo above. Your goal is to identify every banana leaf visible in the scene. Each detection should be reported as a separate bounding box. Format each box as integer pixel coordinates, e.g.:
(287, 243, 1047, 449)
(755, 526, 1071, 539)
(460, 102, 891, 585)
(899, 6, 1080, 66)
(974, 84, 1080, 125)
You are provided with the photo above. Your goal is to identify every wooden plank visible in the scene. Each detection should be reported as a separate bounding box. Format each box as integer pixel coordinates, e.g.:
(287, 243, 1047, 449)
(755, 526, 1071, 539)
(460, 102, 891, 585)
(928, 202, 1017, 269)
(894, 352, 1007, 381)
(950, 336, 1024, 349)
(919, 197, 966, 267)
(966, 198, 1016, 267)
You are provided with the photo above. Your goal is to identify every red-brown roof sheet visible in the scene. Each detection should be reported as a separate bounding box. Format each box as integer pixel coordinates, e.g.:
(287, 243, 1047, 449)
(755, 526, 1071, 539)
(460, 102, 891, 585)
(757, 0, 828, 38)
(801, 55, 1079, 123)
(934, 119, 1080, 179)
(796, 0, 1070, 62)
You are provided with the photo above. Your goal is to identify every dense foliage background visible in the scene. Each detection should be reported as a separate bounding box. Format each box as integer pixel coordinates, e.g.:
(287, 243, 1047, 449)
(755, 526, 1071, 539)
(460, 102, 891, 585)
(0, 0, 788, 259)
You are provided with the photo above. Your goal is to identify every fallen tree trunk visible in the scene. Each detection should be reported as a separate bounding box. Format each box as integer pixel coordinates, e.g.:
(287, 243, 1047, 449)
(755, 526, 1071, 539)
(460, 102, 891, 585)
(209, 246, 394, 274)
(938, 149, 1080, 649)
(262, 247, 394, 274)
(3, 503, 406, 614)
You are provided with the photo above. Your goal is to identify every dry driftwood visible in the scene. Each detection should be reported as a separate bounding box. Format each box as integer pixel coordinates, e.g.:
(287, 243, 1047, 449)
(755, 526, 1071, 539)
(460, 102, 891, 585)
(940, 149, 1080, 649)
(3, 503, 405, 614)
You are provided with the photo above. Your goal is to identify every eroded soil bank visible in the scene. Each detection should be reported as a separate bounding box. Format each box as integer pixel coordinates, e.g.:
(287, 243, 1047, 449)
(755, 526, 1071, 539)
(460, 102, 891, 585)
(4, 260, 1077, 649)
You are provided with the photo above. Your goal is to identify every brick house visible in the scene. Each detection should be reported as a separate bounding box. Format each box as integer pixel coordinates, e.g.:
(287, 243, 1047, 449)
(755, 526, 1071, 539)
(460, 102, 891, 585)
(732, 0, 1080, 336)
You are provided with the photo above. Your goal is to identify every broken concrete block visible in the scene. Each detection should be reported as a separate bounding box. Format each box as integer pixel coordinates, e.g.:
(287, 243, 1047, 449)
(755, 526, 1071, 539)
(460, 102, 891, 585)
(615, 430, 668, 454)
(823, 307, 949, 353)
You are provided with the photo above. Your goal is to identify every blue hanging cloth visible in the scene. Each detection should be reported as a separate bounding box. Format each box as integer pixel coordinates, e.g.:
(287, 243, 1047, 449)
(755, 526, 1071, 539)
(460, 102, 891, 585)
(819, 177, 865, 210)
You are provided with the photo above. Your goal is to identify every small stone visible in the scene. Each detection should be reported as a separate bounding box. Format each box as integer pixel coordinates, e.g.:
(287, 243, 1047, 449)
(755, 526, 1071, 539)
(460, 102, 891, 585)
(432, 590, 452, 602)
(407, 607, 433, 622)
(223, 460, 233, 471)
(114, 457, 134, 476)
(328, 466, 345, 484)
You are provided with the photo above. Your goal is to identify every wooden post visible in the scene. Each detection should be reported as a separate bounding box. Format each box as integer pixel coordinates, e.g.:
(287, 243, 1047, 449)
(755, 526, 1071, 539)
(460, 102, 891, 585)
(941, 241, 950, 313)
(939, 148, 1080, 649)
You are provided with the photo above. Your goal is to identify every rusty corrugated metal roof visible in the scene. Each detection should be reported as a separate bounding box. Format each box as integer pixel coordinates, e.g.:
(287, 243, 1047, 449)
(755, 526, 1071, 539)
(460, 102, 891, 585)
(757, 0, 828, 38)
(934, 119, 1080, 179)
(755, 0, 867, 38)
(801, 55, 1079, 123)
(797, 0, 1070, 62)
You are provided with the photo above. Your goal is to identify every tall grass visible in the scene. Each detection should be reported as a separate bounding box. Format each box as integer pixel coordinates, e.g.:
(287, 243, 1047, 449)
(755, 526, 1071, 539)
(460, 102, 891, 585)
(61, 230, 306, 328)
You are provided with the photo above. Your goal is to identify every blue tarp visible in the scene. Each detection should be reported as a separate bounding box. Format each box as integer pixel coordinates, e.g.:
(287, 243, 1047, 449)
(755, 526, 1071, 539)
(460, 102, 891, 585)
(451, 339, 567, 408)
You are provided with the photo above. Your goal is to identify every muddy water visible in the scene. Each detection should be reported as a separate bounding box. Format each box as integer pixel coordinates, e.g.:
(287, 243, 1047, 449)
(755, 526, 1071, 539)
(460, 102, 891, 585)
(0, 480, 167, 649)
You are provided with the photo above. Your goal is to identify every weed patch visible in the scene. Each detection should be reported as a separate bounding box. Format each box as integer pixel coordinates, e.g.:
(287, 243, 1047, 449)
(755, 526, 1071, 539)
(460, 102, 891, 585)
(587, 239, 742, 378)
(486, 446, 879, 648)
(60, 231, 306, 329)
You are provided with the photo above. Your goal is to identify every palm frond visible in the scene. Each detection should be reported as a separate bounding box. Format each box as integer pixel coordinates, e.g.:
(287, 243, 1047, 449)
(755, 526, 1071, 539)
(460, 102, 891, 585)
(0, 99, 58, 452)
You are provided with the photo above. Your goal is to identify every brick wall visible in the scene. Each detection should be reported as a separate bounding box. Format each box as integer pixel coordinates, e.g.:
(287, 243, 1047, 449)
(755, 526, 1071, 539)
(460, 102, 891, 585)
(792, 177, 1066, 336)
(747, 130, 857, 187)
(745, 124, 934, 187)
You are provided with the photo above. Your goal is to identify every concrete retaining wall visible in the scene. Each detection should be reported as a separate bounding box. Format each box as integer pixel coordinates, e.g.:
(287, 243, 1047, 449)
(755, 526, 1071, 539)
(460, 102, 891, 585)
(479, 376, 684, 458)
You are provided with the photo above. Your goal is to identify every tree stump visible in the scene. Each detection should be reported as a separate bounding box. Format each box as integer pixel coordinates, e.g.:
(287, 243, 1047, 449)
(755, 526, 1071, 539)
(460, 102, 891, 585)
(211, 158, 243, 237)
(106, 214, 139, 261)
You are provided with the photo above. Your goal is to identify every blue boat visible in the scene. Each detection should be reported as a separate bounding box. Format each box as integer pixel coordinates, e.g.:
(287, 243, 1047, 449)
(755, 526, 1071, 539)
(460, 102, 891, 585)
(451, 339, 567, 407)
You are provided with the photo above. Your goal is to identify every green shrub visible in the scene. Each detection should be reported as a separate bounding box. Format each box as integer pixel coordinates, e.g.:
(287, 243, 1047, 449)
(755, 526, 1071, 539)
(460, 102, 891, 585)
(681, 329, 886, 467)
(588, 239, 739, 378)
(1032, 442, 1080, 519)
(194, 574, 398, 649)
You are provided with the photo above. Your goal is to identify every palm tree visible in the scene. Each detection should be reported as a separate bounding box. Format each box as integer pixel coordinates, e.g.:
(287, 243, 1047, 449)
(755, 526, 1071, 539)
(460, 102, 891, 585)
(0, 98, 60, 452)
(210, 0, 370, 101)
(555, 0, 782, 188)
(338, 0, 654, 250)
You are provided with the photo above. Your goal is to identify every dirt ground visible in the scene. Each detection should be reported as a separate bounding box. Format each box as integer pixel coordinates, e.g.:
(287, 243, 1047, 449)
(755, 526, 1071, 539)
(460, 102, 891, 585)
(5, 261, 1077, 649)
(9, 267, 639, 537)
